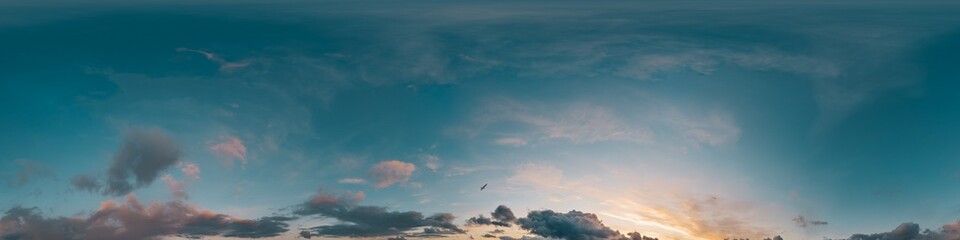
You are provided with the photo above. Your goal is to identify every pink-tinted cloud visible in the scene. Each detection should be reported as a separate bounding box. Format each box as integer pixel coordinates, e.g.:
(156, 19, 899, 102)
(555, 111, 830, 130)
(180, 163, 200, 180)
(0, 194, 290, 239)
(369, 160, 416, 188)
(162, 174, 187, 200)
(209, 136, 247, 167)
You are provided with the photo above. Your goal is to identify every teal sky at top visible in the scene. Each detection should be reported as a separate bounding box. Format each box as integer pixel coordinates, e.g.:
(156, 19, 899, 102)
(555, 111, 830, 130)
(2, 1, 960, 239)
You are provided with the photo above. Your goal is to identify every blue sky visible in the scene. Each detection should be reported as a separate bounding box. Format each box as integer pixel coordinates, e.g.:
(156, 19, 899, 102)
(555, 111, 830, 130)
(2, 1, 960, 239)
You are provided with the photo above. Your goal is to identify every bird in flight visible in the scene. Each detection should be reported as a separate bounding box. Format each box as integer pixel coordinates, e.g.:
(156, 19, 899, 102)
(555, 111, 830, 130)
(481, 183, 487, 191)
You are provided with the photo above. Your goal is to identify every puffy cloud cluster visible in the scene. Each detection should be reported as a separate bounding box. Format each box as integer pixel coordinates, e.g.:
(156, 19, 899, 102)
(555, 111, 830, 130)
(848, 222, 960, 240)
(470, 205, 661, 240)
(294, 191, 464, 238)
(468, 205, 517, 227)
(0, 195, 291, 240)
(369, 160, 416, 188)
(103, 128, 182, 196)
(518, 209, 624, 240)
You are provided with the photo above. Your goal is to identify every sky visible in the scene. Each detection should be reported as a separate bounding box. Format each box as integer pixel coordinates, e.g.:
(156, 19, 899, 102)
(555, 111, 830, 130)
(2, 1, 960, 239)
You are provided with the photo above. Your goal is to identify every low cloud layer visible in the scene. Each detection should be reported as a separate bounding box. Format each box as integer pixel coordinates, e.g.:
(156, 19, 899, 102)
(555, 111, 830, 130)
(103, 128, 182, 196)
(294, 190, 464, 238)
(472, 205, 667, 240)
(518, 209, 624, 240)
(848, 222, 960, 240)
(369, 160, 416, 188)
(0, 194, 290, 240)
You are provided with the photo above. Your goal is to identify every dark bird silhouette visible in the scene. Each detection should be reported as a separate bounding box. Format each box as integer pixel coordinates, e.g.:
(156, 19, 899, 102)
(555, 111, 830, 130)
(481, 183, 487, 191)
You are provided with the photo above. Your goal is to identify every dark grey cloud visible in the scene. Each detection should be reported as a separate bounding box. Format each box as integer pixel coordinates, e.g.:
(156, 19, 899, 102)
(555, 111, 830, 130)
(474, 205, 664, 240)
(294, 191, 465, 238)
(517, 209, 623, 240)
(1, 159, 54, 187)
(103, 128, 182, 196)
(625, 232, 660, 240)
(467, 214, 511, 227)
(848, 222, 960, 240)
(493, 205, 517, 222)
(70, 174, 101, 193)
(793, 215, 828, 228)
(0, 195, 291, 240)
(467, 205, 516, 227)
(483, 233, 497, 238)
(499, 236, 547, 240)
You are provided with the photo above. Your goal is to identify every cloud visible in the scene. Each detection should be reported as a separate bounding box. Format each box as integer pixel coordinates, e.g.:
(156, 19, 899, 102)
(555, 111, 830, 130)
(492, 205, 517, 222)
(209, 135, 248, 167)
(421, 154, 441, 172)
(176, 48, 252, 72)
(0, 195, 292, 240)
(369, 160, 416, 188)
(1, 159, 53, 187)
(294, 190, 464, 238)
(338, 178, 367, 184)
(466, 215, 511, 227)
(494, 137, 528, 147)
(518, 209, 624, 240)
(162, 174, 187, 200)
(847, 221, 960, 240)
(792, 215, 828, 228)
(469, 205, 517, 227)
(70, 174, 102, 193)
(180, 163, 200, 180)
(103, 128, 182, 196)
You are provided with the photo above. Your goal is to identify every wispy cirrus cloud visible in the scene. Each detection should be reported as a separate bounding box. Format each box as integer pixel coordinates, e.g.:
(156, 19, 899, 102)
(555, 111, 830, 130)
(1, 159, 53, 187)
(176, 48, 253, 72)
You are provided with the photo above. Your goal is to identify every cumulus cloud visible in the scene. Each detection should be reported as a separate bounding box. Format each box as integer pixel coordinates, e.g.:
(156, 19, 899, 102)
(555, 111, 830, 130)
(1, 159, 53, 187)
(293, 190, 464, 238)
(71, 174, 102, 193)
(0, 195, 291, 240)
(518, 209, 623, 240)
(103, 128, 182, 196)
(468, 205, 517, 227)
(180, 163, 200, 180)
(492, 205, 517, 222)
(847, 222, 960, 240)
(369, 160, 416, 188)
(209, 135, 248, 167)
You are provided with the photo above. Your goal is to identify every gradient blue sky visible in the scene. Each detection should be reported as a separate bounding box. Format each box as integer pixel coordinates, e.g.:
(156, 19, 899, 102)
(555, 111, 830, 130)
(2, 1, 960, 239)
